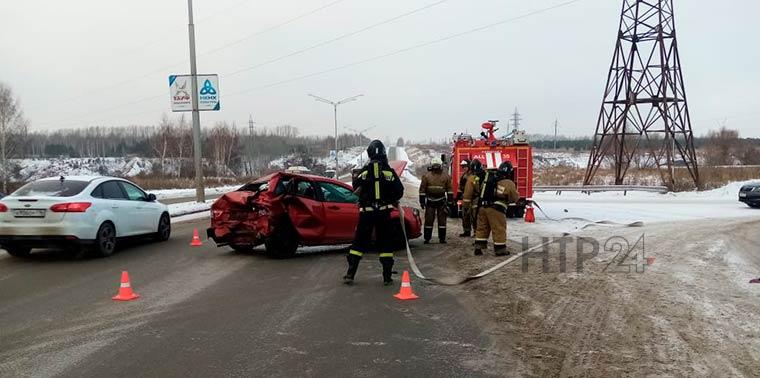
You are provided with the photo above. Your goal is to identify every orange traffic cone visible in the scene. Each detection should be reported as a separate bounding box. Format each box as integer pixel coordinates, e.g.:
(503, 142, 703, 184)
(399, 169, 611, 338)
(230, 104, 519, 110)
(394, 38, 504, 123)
(112, 271, 140, 301)
(525, 203, 535, 223)
(190, 228, 203, 246)
(394, 271, 419, 300)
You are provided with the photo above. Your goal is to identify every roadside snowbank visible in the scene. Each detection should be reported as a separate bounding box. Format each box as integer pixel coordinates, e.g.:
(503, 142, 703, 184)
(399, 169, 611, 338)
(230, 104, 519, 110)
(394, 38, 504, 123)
(154, 185, 239, 200)
(167, 201, 213, 218)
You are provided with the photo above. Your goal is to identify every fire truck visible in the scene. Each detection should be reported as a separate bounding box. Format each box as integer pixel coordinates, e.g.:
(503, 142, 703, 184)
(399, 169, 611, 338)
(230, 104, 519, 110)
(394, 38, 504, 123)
(448, 120, 533, 218)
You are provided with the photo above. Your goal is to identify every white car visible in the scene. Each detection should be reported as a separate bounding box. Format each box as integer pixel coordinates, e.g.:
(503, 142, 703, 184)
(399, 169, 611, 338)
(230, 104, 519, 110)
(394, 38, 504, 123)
(0, 176, 170, 258)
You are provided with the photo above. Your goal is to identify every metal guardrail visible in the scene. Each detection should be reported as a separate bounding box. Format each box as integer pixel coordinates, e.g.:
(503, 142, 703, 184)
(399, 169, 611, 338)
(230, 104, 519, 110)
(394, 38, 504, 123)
(534, 185, 669, 195)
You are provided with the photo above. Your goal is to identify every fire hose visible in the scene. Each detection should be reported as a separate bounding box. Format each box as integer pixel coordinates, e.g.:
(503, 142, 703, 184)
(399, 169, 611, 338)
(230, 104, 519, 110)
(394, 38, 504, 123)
(397, 202, 643, 286)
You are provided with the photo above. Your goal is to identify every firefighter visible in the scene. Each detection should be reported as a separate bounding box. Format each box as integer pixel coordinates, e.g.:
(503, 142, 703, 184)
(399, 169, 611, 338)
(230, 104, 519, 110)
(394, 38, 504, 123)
(419, 157, 453, 244)
(456, 159, 473, 237)
(474, 161, 519, 256)
(461, 159, 483, 238)
(344, 140, 404, 285)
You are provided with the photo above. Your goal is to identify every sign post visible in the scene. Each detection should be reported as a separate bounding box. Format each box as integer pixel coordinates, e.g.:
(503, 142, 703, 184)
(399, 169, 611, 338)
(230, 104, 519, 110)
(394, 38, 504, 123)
(169, 1, 221, 203)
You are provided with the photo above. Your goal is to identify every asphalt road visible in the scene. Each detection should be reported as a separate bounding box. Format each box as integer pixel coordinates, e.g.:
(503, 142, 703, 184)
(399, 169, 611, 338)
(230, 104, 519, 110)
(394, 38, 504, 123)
(0, 219, 500, 377)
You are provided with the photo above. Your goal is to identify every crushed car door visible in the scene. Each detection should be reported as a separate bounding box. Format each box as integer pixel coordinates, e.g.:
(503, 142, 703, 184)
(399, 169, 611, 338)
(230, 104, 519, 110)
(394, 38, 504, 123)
(285, 179, 326, 243)
(316, 181, 359, 243)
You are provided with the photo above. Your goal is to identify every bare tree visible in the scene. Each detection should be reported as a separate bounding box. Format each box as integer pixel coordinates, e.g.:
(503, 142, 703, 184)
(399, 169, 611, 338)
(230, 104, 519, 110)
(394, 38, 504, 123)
(704, 127, 741, 166)
(0, 83, 28, 192)
(150, 114, 174, 175)
(208, 122, 241, 175)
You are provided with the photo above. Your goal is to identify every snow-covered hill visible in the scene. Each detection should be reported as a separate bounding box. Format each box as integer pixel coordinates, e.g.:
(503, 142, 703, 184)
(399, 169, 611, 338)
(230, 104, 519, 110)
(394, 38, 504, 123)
(11, 157, 154, 181)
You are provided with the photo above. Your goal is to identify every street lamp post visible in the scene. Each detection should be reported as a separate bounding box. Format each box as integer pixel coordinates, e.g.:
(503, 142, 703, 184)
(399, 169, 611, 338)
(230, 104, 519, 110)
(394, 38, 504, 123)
(308, 93, 363, 172)
(347, 126, 375, 166)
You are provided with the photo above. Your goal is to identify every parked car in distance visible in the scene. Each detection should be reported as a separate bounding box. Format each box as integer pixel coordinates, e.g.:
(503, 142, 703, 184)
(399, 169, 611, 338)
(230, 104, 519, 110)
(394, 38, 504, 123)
(0, 176, 170, 258)
(739, 182, 760, 208)
(207, 168, 422, 258)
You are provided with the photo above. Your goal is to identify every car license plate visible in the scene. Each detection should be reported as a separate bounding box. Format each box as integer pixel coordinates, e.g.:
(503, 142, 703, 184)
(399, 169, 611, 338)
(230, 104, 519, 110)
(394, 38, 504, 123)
(739, 193, 747, 198)
(12, 209, 46, 218)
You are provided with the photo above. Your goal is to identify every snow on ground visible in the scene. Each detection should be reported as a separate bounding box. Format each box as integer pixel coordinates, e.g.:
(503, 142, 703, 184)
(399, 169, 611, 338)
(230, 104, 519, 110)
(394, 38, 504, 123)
(167, 200, 214, 218)
(269, 146, 367, 170)
(533, 151, 589, 169)
(12, 157, 156, 181)
(154, 185, 239, 200)
(532, 180, 760, 234)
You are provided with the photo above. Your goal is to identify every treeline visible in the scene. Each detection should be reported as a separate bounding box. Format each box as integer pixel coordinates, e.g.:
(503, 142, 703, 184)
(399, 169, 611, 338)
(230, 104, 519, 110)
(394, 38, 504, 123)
(16, 119, 370, 177)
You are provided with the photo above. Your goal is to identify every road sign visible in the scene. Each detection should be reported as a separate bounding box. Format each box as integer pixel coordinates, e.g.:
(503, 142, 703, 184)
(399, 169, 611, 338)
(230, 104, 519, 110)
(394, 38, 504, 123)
(169, 74, 220, 112)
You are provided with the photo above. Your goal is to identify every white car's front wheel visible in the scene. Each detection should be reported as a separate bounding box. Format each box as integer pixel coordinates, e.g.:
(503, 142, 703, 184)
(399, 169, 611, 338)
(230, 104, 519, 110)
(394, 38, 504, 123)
(94, 222, 117, 257)
(156, 213, 171, 242)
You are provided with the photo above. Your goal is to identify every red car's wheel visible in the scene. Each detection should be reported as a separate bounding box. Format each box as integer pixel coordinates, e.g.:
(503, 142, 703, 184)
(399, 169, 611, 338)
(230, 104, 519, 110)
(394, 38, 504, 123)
(264, 220, 299, 259)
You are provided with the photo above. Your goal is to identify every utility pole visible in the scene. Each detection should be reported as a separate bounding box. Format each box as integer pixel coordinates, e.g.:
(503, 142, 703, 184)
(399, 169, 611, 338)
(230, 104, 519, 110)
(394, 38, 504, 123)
(308, 93, 363, 172)
(554, 118, 558, 150)
(187, 0, 205, 202)
(248, 114, 255, 175)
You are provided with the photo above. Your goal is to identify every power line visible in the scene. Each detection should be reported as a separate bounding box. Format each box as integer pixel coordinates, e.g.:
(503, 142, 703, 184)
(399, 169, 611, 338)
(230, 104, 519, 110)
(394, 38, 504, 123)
(36, 0, 584, 128)
(201, 0, 350, 58)
(228, 0, 585, 96)
(44, 0, 352, 110)
(226, 0, 451, 77)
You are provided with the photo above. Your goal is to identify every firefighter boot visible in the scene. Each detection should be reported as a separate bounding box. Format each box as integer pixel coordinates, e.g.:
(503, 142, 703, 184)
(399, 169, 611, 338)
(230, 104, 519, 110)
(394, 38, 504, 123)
(474, 241, 486, 256)
(380, 258, 394, 286)
(494, 245, 510, 257)
(459, 230, 471, 237)
(423, 227, 433, 244)
(344, 254, 361, 284)
(438, 227, 447, 244)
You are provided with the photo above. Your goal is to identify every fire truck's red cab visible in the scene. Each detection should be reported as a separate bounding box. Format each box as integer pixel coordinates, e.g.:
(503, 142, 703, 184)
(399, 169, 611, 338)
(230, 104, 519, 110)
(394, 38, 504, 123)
(449, 121, 533, 218)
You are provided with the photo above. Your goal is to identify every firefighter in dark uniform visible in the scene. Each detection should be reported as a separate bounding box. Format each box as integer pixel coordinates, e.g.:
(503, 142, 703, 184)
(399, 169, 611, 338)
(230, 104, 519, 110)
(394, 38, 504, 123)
(419, 157, 453, 244)
(461, 159, 484, 238)
(344, 140, 404, 285)
(474, 161, 519, 256)
(456, 159, 473, 237)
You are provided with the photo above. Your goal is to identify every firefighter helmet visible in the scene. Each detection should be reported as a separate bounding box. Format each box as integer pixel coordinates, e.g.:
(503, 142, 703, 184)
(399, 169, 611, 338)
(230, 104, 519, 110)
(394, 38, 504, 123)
(498, 161, 514, 180)
(430, 157, 442, 168)
(367, 140, 386, 160)
(460, 159, 470, 167)
(470, 159, 483, 173)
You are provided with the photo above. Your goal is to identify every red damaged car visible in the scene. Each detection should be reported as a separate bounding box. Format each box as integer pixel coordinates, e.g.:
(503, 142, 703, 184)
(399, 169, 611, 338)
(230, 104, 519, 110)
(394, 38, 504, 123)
(207, 165, 422, 258)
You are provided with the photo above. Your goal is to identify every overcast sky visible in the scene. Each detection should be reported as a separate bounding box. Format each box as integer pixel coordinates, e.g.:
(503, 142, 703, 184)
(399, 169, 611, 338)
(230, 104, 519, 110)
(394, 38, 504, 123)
(1, 0, 758, 141)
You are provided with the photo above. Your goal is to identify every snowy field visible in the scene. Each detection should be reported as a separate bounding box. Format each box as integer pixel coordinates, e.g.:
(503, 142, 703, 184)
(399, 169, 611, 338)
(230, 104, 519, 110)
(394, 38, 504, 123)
(532, 180, 760, 228)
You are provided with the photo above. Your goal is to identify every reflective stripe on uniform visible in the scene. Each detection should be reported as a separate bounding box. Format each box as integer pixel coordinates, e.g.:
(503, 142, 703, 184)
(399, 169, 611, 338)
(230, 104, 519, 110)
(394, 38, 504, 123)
(475, 238, 488, 242)
(349, 250, 364, 257)
(493, 242, 507, 246)
(374, 163, 380, 200)
(359, 171, 368, 179)
(424, 226, 434, 229)
(382, 170, 394, 180)
(379, 252, 394, 258)
(479, 172, 490, 198)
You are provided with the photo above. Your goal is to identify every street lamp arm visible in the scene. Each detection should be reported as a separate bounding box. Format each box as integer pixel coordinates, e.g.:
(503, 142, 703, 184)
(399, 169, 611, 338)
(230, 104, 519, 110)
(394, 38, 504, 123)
(336, 94, 364, 105)
(307, 93, 335, 105)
